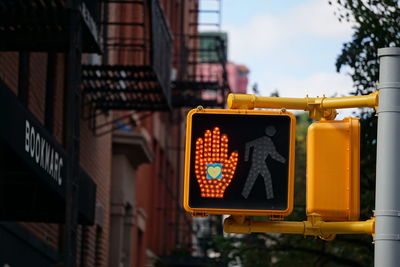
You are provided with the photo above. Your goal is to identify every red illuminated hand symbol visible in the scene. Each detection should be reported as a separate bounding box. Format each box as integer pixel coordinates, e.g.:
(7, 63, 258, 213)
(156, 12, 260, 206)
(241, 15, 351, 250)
(194, 127, 238, 198)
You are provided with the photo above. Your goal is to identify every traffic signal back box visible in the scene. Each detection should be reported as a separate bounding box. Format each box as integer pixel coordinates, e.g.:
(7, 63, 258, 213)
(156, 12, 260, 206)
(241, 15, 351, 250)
(307, 117, 360, 221)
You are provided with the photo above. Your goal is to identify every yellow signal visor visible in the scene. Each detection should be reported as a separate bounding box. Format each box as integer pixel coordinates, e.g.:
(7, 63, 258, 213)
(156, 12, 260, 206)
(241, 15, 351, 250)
(183, 108, 296, 217)
(307, 117, 360, 221)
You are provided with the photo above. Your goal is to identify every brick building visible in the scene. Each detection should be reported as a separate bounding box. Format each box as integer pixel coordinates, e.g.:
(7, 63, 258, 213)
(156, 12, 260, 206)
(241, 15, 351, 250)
(0, 0, 229, 266)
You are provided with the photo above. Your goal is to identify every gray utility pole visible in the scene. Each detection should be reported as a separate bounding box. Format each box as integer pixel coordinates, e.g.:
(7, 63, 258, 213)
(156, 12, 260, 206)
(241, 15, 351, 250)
(375, 47, 400, 266)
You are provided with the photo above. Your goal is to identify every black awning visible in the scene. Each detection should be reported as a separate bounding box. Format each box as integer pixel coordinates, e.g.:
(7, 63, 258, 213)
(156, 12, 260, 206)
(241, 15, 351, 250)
(0, 82, 96, 225)
(0, 222, 60, 266)
(78, 168, 96, 225)
(0, 0, 102, 53)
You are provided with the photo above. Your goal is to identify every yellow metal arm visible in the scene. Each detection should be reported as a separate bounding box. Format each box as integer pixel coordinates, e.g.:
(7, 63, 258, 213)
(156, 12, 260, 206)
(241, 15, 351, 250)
(227, 92, 378, 120)
(224, 215, 375, 241)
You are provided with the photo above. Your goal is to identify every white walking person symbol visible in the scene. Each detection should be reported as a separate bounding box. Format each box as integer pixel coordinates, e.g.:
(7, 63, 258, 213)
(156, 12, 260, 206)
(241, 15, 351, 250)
(242, 126, 286, 199)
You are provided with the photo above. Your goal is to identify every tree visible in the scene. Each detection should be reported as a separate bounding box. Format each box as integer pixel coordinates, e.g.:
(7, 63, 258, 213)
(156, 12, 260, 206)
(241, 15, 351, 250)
(210, 113, 370, 267)
(332, 0, 400, 226)
(331, 0, 400, 94)
(210, 2, 400, 265)
(331, 0, 400, 264)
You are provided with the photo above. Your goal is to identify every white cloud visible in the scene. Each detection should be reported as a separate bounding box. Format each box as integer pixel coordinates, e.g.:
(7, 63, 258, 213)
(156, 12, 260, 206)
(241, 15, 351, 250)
(262, 71, 357, 118)
(292, 0, 352, 38)
(221, 1, 360, 118)
(264, 71, 354, 98)
(224, 0, 352, 63)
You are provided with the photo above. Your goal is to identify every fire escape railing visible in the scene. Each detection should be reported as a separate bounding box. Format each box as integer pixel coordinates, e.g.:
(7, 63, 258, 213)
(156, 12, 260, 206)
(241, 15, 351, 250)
(151, 0, 172, 102)
(81, 0, 172, 134)
(172, 33, 229, 108)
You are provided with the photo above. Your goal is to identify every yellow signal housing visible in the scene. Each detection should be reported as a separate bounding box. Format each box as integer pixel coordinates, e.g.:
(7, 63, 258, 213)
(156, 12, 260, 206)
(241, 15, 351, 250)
(307, 117, 360, 221)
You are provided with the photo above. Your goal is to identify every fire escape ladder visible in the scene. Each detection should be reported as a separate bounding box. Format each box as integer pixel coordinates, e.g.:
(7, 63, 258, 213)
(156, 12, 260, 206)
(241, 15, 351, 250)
(189, 0, 222, 31)
(172, 0, 230, 108)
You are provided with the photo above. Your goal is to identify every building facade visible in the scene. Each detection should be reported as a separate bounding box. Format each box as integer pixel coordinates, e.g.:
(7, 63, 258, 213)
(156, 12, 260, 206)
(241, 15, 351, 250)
(0, 0, 231, 266)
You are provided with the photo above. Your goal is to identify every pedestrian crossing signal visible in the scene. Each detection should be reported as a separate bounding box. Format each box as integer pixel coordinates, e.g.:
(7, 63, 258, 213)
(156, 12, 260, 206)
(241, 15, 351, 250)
(183, 108, 296, 217)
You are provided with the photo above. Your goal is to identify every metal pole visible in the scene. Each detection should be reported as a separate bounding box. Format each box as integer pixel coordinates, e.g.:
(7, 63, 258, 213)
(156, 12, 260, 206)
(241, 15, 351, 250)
(227, 93, 378, 110)
(64, 1, 82, 266)
(224, 216, 374, 236)
(375, 47, 400, 267)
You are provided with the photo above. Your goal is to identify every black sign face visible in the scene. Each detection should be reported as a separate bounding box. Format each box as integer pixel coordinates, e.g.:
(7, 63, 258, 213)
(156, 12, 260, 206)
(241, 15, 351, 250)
(0, 85, 67, 197)
(184, 109, 295, 216)
(0, 82, 95, 224)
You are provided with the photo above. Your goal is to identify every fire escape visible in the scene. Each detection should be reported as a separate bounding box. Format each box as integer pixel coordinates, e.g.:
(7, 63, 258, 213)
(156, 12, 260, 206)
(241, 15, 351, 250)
(0, 0, 102, 52)
(172, 0, 229, 108)
(82, 0, 172, 133)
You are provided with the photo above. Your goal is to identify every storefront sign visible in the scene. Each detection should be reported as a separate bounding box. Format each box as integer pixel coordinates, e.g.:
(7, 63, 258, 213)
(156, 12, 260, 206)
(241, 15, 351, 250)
(25, 120, 64, 186)
(0, 81, 96, 224)
(0, 86, 67, 196)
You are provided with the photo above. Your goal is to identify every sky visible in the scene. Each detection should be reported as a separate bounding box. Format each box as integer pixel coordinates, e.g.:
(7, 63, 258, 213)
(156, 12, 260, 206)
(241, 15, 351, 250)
(201, 0, 356, 112)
